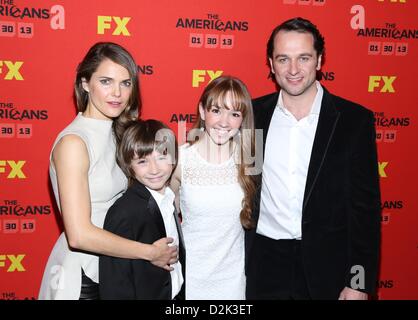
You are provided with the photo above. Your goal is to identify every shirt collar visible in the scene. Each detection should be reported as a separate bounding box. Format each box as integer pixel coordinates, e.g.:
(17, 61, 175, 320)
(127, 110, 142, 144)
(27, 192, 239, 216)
(310, 81, 323, 116)
(277, 81, 323, 119)
(145, 186, 175, 208)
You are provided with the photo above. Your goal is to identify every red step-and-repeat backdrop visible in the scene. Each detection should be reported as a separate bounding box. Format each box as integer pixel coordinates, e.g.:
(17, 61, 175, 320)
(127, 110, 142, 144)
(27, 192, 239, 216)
(0, 0, 417, 300)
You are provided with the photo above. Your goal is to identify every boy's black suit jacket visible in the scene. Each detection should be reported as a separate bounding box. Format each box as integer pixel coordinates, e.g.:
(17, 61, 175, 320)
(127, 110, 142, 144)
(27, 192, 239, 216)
(99, 180, 185, 300)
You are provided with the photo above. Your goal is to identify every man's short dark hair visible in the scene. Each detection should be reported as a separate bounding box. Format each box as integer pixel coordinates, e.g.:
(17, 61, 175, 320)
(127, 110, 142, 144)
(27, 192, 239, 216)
(267, 17, 325, 59)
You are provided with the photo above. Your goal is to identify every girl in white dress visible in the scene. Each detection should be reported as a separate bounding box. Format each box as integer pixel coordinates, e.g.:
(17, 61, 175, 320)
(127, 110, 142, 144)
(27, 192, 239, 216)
(39, 42, 178, 300)
(171, 76, 257, 299)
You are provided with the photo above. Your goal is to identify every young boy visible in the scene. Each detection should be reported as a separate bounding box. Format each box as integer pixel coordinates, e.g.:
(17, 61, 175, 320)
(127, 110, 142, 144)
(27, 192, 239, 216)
(99, 119, 185, 300)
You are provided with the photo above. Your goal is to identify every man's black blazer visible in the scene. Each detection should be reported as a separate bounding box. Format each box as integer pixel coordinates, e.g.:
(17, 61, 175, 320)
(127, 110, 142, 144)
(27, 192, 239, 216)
(99, 180, 185, 300)
(246, 87, 381, 299)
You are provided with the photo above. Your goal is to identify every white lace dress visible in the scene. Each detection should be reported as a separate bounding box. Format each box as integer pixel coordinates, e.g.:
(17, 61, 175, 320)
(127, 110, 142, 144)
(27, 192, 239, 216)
(179, 144, 246, 300)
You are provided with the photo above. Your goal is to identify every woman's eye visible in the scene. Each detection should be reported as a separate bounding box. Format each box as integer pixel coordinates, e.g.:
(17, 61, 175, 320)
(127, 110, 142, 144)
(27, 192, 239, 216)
(122, 80, 132, 87)
(100, 79, 110, 85)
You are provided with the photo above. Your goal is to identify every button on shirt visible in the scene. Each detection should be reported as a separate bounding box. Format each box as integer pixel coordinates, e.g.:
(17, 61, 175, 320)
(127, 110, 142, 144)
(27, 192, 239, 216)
(257, 81, 323, 240)
(146, 186, 184, 299)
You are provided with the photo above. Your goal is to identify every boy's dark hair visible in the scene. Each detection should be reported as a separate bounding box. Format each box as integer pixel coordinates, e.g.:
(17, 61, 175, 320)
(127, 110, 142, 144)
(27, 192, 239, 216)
(117, 120, 177, 186)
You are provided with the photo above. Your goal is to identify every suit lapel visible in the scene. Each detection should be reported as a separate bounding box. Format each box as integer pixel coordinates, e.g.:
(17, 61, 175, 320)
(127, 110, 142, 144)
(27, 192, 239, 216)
(147, 196, 167, 237)
(256, 93, 279, 157)
(173, 206, 185, 250)
(131, 180, 167, 236)
(302, 88, 340, 212)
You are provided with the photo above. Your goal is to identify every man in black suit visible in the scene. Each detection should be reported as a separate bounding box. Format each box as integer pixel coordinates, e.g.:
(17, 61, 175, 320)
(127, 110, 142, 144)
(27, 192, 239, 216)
(246, 17, 381, 300)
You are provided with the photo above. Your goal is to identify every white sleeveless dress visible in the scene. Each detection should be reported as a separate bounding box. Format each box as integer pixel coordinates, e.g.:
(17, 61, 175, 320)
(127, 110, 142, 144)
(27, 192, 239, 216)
(179, 144, 246, 300)
(38, 113, 127, 300)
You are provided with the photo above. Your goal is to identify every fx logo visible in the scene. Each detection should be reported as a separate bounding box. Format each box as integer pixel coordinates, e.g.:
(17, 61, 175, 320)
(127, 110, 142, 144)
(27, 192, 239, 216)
(0, 160, 26, 179)
(0, 254, 26, 272)
(192, 70, 223, 87)
(0, 61, 24, 80)
(378, 162, 388, 178)
(368, 76, 396, 93)
(97, 16, 131, 36)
